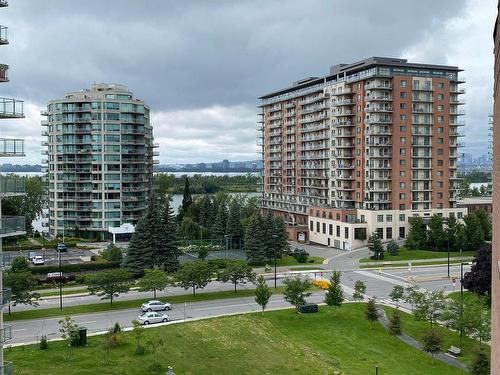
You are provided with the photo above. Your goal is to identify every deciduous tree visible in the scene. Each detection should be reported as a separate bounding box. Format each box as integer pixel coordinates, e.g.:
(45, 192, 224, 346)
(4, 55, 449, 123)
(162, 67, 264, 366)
(175, 261, 212, 296)
(283, 276, 311, 312)
(365, 297, 379, 327)
(218, 260, 256, 292)
(136, 268, 171, 299)
(427, 214, 445, 251)
(463, 243, 491, 296)
(406, 216, 428, 250)
(389, 285, 405, 309)
(254, 275, 272, 314)
(368, 233, 384, 260)
(352, 280, 366, 302)
(421, 329, 442, 365)
(86, 269, 132, 304)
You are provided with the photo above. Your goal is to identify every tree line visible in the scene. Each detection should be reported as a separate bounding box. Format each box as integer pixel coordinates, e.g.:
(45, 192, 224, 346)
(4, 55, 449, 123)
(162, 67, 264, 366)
(156, 173, 259, 195)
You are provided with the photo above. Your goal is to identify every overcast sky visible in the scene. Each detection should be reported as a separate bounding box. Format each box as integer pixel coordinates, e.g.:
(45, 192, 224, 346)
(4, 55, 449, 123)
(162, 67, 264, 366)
(0, 0, 495, 164)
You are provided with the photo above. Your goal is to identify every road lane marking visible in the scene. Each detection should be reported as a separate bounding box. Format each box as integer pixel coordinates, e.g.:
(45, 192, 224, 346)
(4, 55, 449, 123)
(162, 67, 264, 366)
(354, 270, 411, 287)
(12, 329, 26, 332)
(78, 320, 97, 324)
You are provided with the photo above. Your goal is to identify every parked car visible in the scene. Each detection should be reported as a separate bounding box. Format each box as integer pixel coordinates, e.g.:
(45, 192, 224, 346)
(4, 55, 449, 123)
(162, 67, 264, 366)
(28, 251, 38, 262)
(137, 311, 170, 325)
(140, 300, 172, 312)
(57, 243, 67, 253)
(32, 256, 45, 266)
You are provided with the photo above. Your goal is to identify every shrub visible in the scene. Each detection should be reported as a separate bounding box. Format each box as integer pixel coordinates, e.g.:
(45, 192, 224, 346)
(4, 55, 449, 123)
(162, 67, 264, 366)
(387, 240, 399, 256)
(30, 261, 121, 275)
(312, 279, 330, 290)
(39, 335, 48, 350)
(296, 251, 308, 263)
(101, 245, 123, 263)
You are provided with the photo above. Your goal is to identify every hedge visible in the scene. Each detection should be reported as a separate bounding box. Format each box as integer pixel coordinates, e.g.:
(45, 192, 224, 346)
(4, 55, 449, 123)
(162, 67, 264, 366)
(29, 261, 121, 275)
(3, 240, 79, 252)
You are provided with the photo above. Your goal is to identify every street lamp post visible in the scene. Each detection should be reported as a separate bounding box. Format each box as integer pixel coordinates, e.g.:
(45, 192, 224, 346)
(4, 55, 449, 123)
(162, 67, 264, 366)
(58, 248, 62, 310)
(459, 261, 469, 344)
(447, 235, 450, 278)
(272, 234, 278, 290)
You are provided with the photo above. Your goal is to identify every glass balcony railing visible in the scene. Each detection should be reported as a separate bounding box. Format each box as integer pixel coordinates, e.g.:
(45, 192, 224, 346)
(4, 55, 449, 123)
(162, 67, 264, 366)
(1, 288, 11, 306)
(0, 138, 24, 156)
(0, 175, 25, 196)
(0, 97, 24, 118)
(0, 362, 13, 375)
(0, 326, 12, 343)
(0, 26, 7, 45)
(0, 216, 26, 237)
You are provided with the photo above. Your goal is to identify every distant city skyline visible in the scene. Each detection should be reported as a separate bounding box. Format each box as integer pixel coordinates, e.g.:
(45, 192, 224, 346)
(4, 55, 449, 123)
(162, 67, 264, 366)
(0, 0, 494, 165)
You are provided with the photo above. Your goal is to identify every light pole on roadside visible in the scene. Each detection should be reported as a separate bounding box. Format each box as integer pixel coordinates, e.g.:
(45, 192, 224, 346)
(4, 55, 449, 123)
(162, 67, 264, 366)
(272, 234, 278, 290)
(447, 235, 450, 278)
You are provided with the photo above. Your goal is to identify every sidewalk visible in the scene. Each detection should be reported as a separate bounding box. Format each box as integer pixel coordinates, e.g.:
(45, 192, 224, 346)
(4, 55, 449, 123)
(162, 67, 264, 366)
(360, 256, 473, 267)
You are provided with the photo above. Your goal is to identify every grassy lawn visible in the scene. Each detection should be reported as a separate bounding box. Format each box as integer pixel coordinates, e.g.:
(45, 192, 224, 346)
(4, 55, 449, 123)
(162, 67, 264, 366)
(38, 288, 90, 298)
(359, 259, 473, 269)
(254, 255, 324, 267)
(6, 304, 465, 375)
(359, 247, 476, 263)
(383, 306, 488, 367)
(6, 287, 287, 322)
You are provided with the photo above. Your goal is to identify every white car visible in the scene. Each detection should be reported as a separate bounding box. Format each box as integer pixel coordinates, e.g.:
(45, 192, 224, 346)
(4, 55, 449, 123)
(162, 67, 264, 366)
(32, 256, 45, 266)
(140, 300, 172, 312)
(137, 312, 170, 325)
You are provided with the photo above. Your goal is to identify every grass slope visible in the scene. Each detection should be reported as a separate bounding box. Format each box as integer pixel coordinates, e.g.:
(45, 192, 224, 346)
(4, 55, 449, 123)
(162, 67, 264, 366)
(6, 304, 466, 375)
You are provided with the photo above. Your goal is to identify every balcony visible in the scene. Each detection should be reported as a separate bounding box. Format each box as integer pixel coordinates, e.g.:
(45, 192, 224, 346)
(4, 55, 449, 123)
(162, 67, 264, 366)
(1, 288, 11, 306)
(0, 216, 26, 237)
(0, 97, 24, 118)
(0, 326, 12, 343)
(332, 88, 352, 96)
(0, 25, 8, 45)
(0, 175, 24, 196)
(0, 138, 24, 156)
(0, 362, 12, 375)
(0, 64, 8, 83)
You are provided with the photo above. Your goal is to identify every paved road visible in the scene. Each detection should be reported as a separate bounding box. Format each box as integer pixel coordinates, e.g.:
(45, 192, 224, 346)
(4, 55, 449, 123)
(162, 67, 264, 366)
(6, 262, 471, 345)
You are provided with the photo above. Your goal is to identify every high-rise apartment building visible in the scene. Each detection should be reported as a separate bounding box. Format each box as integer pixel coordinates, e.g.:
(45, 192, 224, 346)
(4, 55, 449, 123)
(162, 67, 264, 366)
(42, 84, 157, 240)
(0, 0, 26, 373)
(259, 57, 466, 248)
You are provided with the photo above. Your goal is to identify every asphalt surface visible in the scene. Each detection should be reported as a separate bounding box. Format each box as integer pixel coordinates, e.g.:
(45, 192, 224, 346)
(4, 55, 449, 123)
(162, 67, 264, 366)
(6, 261, 471, 345)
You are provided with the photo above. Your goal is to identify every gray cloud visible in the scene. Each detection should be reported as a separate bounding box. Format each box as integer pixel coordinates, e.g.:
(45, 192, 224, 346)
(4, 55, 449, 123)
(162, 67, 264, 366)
(0, 0, 494, 163)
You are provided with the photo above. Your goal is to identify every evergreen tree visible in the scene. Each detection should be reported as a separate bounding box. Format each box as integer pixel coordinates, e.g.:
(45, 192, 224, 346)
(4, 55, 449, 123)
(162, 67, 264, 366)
(406, 216, 428, 250)
(181, 177, 193, 212)
(244, 214, 266, 264)
(160, 200, 181, 272)
(226, 200, 243, 239)
(427, 214, 445, 251)
(324, 271, 344, 308)
(470, 349, 490, 375)
(365, 297, 379, 327)
(273, 216, 289, 258)
(389, 309, 402, 338)
(124, 215, 154, 275)
(263, 211, 275, 260)
(198, 195, 212, 229)
(461, 214, 485, 252)
(211, 201, 227, 239)
(387, 239, 399, 256)
(147, 193, 167, 268)
(368, 233, 384, 260)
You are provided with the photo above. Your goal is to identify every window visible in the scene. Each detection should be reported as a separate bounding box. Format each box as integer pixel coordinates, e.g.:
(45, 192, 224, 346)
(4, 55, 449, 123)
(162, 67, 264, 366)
(437, 181, 444, 188)
(322, 222, 326, 234)
(438, 138, 444, 144)
(329, 224, 333, 235)
(438, 82, 444, 89)
(458, 212, 463, 219)
(400, 126, 406, 132)
(399, 214, 406, 222)
(437, 171, 443, 177)
(386, 227, 393, 239)
(399, 227, 406, 238)
(399, 204, 406, 210)
(437, 160, 443, 166)
(438, 105, 444, 112)
(401, 80, 407, 87)
(400, 148, 406, 156)
(400, 92, 407, 98)
(316, 222, 320, 232)
(400, 160, 406, 166)
(400, 137, 406, 144)
(376, 228, 384, 239)
(438, 127, 444, 133)
(438, 116, 444, 123)
(386, 215, 392, 222)
(345, 227, 349, 239)
(400, 182, 406, 189)
(377, 215, 384, 222)
(400, 103, 407, 109)
(336, 225, 341, 237)
(438, 94, 444, 100)
(437, 192, 443, 199)
(437, 148, 444, 155)
(399, 193, 405, 200)
(310, 221, 313, 231)
(400, 114, 407, 121)
(400, 171, 406, 177)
